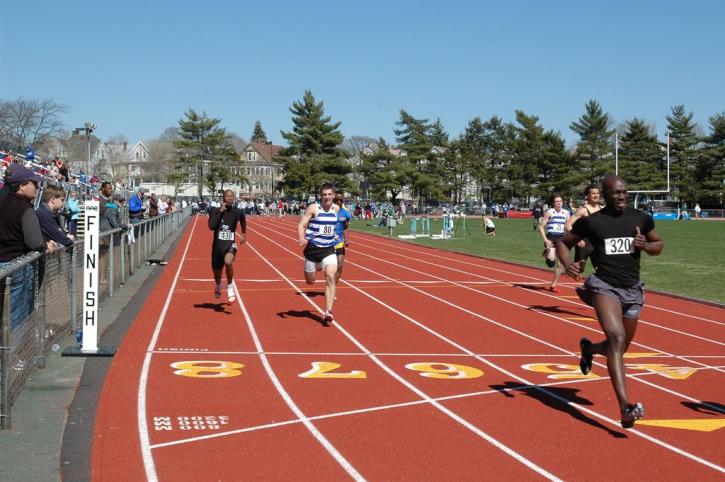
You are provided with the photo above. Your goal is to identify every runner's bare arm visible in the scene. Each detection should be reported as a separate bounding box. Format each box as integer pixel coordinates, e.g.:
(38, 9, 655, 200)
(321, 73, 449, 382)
(556, 231, 582, 278)
(298, 204, 316, 246)
(567, 207, 588, 247)
(539, 212, 552, 246)
(238, 212, 247, 244)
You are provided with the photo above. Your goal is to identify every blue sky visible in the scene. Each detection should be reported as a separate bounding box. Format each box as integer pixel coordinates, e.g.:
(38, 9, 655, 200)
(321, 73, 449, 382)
(3, 0, 723, 147)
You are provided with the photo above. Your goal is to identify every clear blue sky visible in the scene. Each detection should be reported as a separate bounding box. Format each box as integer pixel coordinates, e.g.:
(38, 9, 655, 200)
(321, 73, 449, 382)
(3, 0, 723, 147)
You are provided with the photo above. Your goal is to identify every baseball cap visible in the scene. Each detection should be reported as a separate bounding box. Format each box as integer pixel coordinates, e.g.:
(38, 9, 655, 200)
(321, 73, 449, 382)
(7, 164, 43, 184)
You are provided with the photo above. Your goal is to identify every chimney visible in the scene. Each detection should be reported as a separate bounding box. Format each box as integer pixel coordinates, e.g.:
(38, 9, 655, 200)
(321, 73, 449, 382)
(123, 141, 128, 151)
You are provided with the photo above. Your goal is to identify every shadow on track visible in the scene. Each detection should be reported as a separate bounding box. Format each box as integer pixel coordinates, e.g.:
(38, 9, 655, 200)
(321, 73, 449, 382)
(490, 381, 627, 438)
(527, 304, 589, 318)
(193, 302, 232, 314)
(681, 401, 725, 415)
(277, 309, 330, 327)
(297, 290, 326, 298)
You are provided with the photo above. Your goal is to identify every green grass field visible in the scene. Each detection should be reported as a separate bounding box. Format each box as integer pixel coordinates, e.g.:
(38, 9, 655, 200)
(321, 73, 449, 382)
(350, 216, 725, 304)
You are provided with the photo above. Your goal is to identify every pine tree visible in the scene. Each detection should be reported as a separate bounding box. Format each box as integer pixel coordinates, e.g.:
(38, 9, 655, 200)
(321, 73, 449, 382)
(394, 110, 441, 203)
(430, 118, 449, 147)
(570, 99, 615, 184)
(357, 138, 413, 202)
(250, 121, 268, 143)
(462, 116, 514, 202)
(173, 109, 228, 198)
(280, 90, 351, 199)
(618, 118, 665, 190)
(510, 110, 545, 203)
(666, 105, 699, 204)
(696, 113, 725, 205)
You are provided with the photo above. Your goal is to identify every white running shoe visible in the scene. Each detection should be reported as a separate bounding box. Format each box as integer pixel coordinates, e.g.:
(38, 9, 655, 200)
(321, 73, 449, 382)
(227, 284, 235, 303)
(322, 311, 334, 325)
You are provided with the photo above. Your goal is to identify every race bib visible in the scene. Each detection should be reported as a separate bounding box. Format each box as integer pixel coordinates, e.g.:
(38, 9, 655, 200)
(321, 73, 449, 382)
(218, 230, 234, 241)
(605, 237, 635, 255)
(320, 225, 334, 235)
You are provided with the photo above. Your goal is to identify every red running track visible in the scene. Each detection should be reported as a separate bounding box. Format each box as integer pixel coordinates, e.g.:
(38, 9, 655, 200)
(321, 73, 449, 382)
(92, 215, 725, 480)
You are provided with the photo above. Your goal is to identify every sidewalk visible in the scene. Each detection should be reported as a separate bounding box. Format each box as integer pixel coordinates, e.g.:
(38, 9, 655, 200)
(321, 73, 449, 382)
(0, 225, 187, 482)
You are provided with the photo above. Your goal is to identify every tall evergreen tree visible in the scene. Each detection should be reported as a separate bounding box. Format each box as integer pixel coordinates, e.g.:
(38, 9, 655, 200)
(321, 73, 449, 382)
(696, 113, 725, 205)
(570, 99, 615, 184)
(357, 138, 413, 202)
(539, 130, 573, 197)
(430, 118, 449, 147)
(250, 120, 268, 143)
(618, 118, 665, 190)
(510, 110, 545, 203)
(280, 90, 351, 199)
(394, 110, 442, 203)
(666, 105, 699, 203)
(462, 116, 515, 202)
(173, 109, 228, 198)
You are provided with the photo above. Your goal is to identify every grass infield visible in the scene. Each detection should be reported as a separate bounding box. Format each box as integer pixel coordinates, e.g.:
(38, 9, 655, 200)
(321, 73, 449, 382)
(349, 216, 725, 304)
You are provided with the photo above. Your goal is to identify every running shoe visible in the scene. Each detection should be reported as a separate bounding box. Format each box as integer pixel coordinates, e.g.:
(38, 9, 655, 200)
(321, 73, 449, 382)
(227, 284, 236, 303)
(322, 311, 334, 326)
(621, 402, 644, 429)
(214, 284, 222, 299)
(550, 286, 561, 294)
(579, 337, 593, 375)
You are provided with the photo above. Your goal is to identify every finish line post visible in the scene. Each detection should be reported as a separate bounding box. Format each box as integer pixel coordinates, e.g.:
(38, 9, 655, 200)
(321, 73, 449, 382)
(63, 200, 115, 357)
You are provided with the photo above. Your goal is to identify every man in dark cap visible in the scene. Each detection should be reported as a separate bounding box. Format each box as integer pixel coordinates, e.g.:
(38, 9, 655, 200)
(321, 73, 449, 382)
(0, 165, 55, 328)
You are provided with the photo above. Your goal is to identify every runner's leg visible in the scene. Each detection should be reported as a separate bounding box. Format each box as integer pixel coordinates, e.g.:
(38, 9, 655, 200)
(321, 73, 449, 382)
(590, 293, 631, 410)
(325, 263, 336, 314)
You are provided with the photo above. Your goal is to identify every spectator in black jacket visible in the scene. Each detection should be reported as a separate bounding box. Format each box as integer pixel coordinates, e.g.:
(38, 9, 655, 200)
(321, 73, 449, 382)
(0, 165, 54, 329)
(36, 185, 74, 248)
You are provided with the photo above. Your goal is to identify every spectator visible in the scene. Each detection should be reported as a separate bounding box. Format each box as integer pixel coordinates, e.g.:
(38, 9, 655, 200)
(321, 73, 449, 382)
(36, 185, 74, 247)
(157, 196, 168, 216)
(149, 194, 159, 218)
(59, 161, 70, 182)
(0, 165, 55, 329)
(128, 190, 145, 224)
(66, 190, 81, 236)
(694, 203, 701, 218)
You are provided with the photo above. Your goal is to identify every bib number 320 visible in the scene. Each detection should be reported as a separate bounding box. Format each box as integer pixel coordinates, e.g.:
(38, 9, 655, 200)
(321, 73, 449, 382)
(605, 237, 635, 255)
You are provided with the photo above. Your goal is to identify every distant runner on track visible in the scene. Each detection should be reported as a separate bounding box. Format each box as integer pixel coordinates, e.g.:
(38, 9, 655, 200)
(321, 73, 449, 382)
(333, 191, 352, 299)
(557, 175, 663, 428)
(539, 193, 569, 293)
(566, 185, 601, 275)
(208, 189, 246, 303)
(298, 183, 339, 325)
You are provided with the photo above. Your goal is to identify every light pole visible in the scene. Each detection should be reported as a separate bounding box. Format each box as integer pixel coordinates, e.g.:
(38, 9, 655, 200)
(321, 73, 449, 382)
(73, 122, 96, 175)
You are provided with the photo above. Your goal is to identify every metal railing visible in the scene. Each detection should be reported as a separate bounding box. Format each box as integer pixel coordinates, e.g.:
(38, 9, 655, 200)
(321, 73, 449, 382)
(0, 207, 190, 429)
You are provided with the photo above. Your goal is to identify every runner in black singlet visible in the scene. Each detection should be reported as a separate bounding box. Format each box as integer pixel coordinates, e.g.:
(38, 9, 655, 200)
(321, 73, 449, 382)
(208, 189, 246, 302)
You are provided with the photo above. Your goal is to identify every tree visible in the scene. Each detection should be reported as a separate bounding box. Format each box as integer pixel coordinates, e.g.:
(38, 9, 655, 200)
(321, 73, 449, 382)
(250, 121, 268, 143)
(666, 105, 699, 203)
(173, 109, 228, 198)
(618, 118, 665, 191)
(394, 110, 441, 204)
(696, 113, 725, 206)
(0, 97, 68, 151)
(462, 116, 515, 202)
(357, 138, 413, 202)
(430, 118, 449, 147)
(570, 99, 615, 184)
(509, 110, 545, 203)
(280, 90, 351, 199)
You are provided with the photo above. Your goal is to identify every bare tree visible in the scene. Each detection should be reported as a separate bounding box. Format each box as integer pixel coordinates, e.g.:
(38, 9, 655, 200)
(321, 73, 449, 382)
(145, 139, 175, 182)
(0, 98, 69, 150)
(158, 126, 181, 143)
(341, 135, 377, 165)
(227, 132, 248, 152)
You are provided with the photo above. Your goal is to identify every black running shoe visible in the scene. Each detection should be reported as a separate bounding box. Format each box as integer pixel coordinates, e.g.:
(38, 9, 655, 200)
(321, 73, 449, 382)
(579, 337, 593, 375)
(621, 402, 644, 429)
(322, 311, 333, 326)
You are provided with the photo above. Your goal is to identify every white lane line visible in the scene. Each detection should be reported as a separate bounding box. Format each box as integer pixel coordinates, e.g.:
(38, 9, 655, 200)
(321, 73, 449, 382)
(244, 238, 563, 481)
(250, 219, 725, 472)
(138, 215, 199, 482)
(232, 283, 365, 480)
(351, 227, 725, 326)
(150, 350, 630, 357)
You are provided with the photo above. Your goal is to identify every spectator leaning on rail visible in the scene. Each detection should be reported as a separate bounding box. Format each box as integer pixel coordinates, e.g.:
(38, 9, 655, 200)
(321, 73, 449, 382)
(66, 190, 81, 236)
(36, 185, 75, 248)
(0, 165, 56, 329)
(128, 189, 145, 224)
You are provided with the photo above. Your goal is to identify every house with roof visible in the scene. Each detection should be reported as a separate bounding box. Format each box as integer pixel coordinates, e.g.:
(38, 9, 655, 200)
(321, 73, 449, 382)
(103, 141, 152, 187)
(238, 141, 284, 198)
